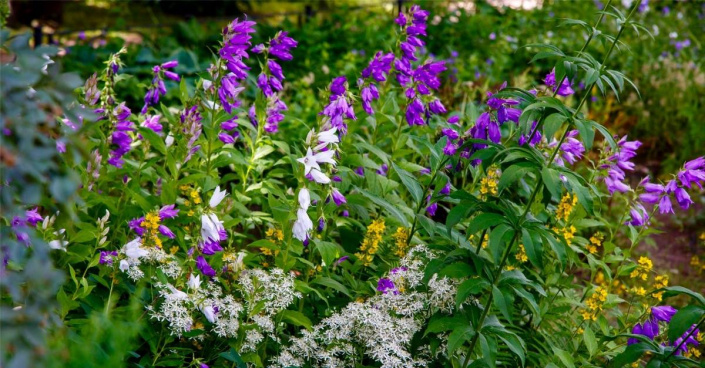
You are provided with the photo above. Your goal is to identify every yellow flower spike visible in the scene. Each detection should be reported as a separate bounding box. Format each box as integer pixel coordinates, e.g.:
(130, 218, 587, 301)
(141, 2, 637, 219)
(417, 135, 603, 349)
(169, 246, 179, 254)
(356, 219, 386, 266)
(515, 244, 528, 263)
(393, 227, 410, 257)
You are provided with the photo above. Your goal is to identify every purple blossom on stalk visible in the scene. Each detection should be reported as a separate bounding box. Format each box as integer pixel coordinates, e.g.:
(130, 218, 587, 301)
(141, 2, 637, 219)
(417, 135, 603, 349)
(317, 218, 325, 233)
(426, 194, 437, 216)
(219, 74, 246, 114)
(377, 278, 397, 294)
(56, 140, 66, 153)
(196, 256, 216, 277)
(330, 188, 347, 206)
(25, 208, 43, 226)
(335, 256, 349, 265)
(141, 114, 163, 134)
(359, 51, 394, 115)
(99, 251, 118, 265)
(440, 182, 452, 195)
(201, 240, 223, 255)
(181, 106, 203, 163)
(651, 306, 677, 323)
(159, 204, 179, 220)
(321, 76, 356, 135)
(376, 164, 388, 176)
(554, 130, 585, 166)
(625, 203, 650, 227)
(218, 117, 240, 144)
(141, 62, 179, 115)
(544, 68, 575, 97)
(600, 136, 641, 195)
(219, 18, 256, 78)
(158, 225, 176, 239)
(268, 31, 298, 61)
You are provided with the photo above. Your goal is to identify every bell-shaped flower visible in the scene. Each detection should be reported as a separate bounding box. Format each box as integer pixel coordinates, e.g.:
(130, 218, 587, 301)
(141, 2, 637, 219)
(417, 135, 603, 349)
(209, 186, 227, 208)
(123, 238, 148, 259)
(187, 274, 202, 290)
(292, 208, 313, 242)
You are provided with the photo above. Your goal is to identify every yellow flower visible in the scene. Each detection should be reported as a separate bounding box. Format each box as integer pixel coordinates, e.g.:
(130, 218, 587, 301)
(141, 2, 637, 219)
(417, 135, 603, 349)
(631, 256, 653, 281)
(505, 265, 516, 271)
(189, 189, 202, 205)
(556, 193, 578, 222)
(580, 286, 608, 321)
(392, 227, 410, 257)
(479, 166, 500, 198)
(169, 246, 179, 254)
(355, 219, 386, 266)
(632, 286, 647, 296)
(587, 232, 603, 255)
(515, 244, 528, 263)
(482, 233, 489, 249)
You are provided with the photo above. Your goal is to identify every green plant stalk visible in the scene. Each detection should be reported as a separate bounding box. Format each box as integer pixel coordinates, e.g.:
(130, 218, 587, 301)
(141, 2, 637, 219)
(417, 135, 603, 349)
(527, 0, 613, 142)
(406, 156, 450, 246)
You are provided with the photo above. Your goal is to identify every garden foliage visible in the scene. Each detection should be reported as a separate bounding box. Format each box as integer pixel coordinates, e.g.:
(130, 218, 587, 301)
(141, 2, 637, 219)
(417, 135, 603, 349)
(1, 2, 704, 368)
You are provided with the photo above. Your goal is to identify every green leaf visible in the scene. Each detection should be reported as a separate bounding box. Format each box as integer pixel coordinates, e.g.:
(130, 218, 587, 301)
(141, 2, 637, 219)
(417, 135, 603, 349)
(663, 286, 705, 306)
(138, 127, 167, 155)
(584, 326, 598, 357)
(493, 286, 512, 322)
(278, 310, 313, 331)
(543, 113, 568, 140)
(573, 119, 595, 150)
(667, 305, 705, 344)
(456, 278, 490, 307)
(467, 213, 507, 236)
(447, 325, 475, 355)
(425, 314, 466, 337)
(552, 346, 575, 368)
(253, 145, 275, 161)
(219, 348, 246, 368)
(355, 187, 409, 226)
(609, 343, 651, 368)
(392, 162, 423, 205)
(541, 167, 562, 200)
(311, 277, 352, 298)
(313, 240, 342, 267)
(496, 332, 525, 366)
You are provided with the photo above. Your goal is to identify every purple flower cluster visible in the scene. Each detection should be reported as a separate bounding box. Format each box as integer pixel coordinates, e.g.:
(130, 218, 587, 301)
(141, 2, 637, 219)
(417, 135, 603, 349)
(629, 305, 700, 356)
(321, 76, 356, 136)
(141, 61, 180, 115)
(197, 255, 216, 278)
(181, 106, 203, 163)
(220, 18, 256, 78)
(637, 157, 705, 219)
(600, 136, 642, 195)
(377, 278, 398, 294)
(394, 5, 447, 126)
(11, 208, 43, 246)
(108, 103, 135, 168)
(518, 121, 542, 147)
(467, 83, 521, 155)
(251, 31, 298, 134)
(141, 114, 163, 134)
(544, 68, 575, 97)
(218, 117, 240, 144)
(99, 250, 118, 265)
(552, 130, 586, 166)
(359, 51, 394, 115)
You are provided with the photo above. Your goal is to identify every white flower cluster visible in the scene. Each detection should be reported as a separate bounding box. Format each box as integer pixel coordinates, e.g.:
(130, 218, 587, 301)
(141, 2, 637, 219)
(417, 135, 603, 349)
(296, 127, 339, 184)
(239, 268, 301, 315)
(148, 277, 244, 339)
(118, 238, 182, 280)
(274, 245, 437, 368)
